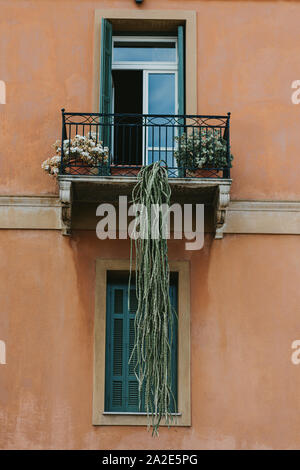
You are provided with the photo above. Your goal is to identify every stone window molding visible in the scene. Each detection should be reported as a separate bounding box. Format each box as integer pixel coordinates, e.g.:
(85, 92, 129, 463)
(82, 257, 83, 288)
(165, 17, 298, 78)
(93, 259, 191, 426)
(93, 9, 197, 115)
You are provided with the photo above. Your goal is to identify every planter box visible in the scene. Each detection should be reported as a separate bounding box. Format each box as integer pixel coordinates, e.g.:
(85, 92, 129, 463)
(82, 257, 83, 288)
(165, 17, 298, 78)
(185, 168, 221, 178)
(65, 162, 108, 176)
(110, 165, 141, 176)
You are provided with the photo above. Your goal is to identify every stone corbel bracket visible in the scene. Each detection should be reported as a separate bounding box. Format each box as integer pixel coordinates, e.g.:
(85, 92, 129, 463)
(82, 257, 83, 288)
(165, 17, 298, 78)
(214, 182, 232, 239)
(59, 180, 73, 235)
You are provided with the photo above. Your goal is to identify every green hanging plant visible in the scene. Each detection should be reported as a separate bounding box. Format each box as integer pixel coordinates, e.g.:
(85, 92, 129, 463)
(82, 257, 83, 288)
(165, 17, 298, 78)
(129, 161, 177, 436)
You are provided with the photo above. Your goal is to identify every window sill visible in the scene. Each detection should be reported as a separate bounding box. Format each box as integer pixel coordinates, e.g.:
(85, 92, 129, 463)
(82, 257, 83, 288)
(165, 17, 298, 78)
(102, 412, 182, 416)
(94, 411, 187, 427)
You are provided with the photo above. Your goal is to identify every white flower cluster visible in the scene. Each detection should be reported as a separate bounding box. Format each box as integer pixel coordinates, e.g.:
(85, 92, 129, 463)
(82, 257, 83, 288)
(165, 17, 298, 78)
(42, 133, 109, 177)
(174, 129, 233, 169)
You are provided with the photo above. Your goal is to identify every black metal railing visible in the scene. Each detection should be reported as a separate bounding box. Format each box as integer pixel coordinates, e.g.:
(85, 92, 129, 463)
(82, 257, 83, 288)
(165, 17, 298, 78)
(60, 110, 232, 178)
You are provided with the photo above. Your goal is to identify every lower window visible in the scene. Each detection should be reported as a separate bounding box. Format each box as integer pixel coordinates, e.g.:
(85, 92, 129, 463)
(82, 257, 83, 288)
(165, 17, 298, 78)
(93, 259, 190, 426)
(105, 282, 178, 413)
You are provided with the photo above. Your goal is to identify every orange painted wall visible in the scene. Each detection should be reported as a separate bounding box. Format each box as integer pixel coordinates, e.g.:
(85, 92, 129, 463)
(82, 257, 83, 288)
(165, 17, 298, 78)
(0, 0, 300, 199)
(1, 231, 300, 449)
(1, 0, 300, 450)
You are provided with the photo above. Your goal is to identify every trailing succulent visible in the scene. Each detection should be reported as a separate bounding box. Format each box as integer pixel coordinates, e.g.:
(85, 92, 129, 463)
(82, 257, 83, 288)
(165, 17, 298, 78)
(129, 161, 176, 436)
(174, 128, 233, 170)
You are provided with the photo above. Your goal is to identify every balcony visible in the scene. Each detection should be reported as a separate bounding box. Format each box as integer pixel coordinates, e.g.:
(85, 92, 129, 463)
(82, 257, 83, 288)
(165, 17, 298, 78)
(58, 111, 232, 237)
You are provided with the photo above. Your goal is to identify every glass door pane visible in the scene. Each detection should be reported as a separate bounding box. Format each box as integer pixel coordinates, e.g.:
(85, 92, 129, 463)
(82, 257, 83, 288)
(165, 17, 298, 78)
(146, 72, 177, 171)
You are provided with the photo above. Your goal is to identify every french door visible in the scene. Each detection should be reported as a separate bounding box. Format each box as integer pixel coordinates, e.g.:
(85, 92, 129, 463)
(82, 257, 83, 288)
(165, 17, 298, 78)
(99, 25, 185, 169)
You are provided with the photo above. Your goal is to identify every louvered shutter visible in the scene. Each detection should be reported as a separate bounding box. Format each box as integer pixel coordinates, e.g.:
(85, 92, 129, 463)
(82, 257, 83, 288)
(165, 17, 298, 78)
(105, 283, 178, 413)
(127, 289, 140, 410)
(105, 286, 126, 411)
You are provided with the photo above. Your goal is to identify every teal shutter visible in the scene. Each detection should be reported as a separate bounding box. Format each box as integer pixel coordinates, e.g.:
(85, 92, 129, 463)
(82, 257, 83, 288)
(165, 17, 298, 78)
(105, 286, 126, 411)
(100, 18, 112, 117)
(99, 18, 112, 174)
(127, 289, 140, 411)
(105, 283, 178, 413)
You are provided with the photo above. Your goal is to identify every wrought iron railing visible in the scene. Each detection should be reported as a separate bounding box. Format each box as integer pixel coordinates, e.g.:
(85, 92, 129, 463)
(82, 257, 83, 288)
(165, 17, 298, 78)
(60, 110, 232, 178)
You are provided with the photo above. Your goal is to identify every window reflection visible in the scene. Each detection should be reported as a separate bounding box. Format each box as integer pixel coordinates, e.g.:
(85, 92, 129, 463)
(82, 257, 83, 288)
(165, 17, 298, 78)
(148, 73, 176, 148)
